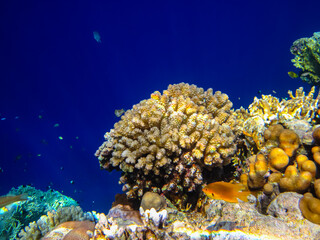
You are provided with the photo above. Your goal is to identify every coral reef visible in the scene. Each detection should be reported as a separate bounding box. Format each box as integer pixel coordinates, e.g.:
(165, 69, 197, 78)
(95, 83, 239, 203)
(87, 192, 320, 240)
(17, 205, 94, 239)
(0, 185, 78, 240)
(290, 32, 320, 85)
(238, 86, 320, 151)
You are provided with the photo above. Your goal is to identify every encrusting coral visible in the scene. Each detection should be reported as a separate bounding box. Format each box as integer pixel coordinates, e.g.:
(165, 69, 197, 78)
(95, 83, 238, 202)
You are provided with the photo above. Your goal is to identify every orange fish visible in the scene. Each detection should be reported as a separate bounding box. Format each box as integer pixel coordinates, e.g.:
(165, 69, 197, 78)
(202, 181, 251, 203)
(0, 193, 29, 208)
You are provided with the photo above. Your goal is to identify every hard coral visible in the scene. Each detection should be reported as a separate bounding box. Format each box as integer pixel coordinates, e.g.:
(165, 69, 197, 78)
(269, 148, 289, 171)
(95, 83, 238, 200)
(279, 165, 312, 193)
(238, 87, 319, 151)
(279, 129, 300, 157)
(299, 192, 320, 224)
(247, 154, 268, 190)
(140, 192, 166, 211)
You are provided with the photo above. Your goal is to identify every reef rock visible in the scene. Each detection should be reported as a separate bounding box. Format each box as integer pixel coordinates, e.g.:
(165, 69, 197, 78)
(205, 192, 320, 240)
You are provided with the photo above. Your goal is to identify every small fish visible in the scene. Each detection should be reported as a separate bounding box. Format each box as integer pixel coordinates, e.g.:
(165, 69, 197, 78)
(257, 90, 261, 94)
(53, 123, 59, 127)
(115, 109, 125, 117)
(93, 31, 101, 43)
(272, 90, 277, 94)
(202, 181, 251, 203)
(288, 71, 299, 78)
(0, 194, 29, 208)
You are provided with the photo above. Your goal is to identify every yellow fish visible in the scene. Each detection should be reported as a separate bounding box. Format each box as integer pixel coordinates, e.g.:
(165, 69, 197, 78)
(288, 71, 299, 78)
(202, 181, 251, 203)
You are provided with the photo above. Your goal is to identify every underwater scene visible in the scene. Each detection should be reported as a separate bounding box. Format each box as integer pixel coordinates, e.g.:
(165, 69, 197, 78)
(2, 1, 320, 239)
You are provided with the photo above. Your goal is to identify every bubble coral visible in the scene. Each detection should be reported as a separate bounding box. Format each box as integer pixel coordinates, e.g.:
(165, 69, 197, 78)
(95, 83, 238, 200)
(279, 129, 300, 157)
(299, 192, 320, 224)
(269, 148, 289, 171)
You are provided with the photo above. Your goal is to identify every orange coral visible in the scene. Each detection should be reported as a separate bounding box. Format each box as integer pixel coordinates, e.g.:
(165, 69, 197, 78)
(278, 129, 300, 157)
(269, 148, 289, 171)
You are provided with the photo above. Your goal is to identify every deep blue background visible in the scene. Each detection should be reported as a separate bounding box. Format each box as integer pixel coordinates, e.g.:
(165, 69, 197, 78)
(0, 0, 318, 213)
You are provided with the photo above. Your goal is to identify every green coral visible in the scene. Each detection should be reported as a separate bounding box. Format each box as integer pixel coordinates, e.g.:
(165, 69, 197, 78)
(0, 185, 78, 240)
(290, 32, 320, 85)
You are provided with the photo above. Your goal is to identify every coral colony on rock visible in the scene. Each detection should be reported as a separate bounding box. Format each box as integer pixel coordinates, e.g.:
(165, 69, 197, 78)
(3, 32, 320, 240)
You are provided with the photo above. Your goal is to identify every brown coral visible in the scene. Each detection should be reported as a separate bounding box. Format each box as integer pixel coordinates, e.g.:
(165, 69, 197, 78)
(95, 83, 238, 201)
(313, 126, 320, 145)
(247, 154, 268, 190)
(299, 192, 320, 224)
(279, 165, 312, 193)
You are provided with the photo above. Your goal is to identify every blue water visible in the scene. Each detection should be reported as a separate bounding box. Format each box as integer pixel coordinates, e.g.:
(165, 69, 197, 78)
(0, 0, 318, 213)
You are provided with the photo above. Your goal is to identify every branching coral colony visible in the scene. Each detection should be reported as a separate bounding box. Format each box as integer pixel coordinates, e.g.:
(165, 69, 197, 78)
(95, 83, 239, 207)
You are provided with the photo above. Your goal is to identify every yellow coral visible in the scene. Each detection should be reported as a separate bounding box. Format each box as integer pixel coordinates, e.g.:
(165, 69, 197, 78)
(269, 148, 289, 171)
(237, 87, 319, 150)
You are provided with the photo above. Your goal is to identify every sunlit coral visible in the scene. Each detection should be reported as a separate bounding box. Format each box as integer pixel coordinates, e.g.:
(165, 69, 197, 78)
(95, 83, 238, 201)
(238, 87, 319, 150)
